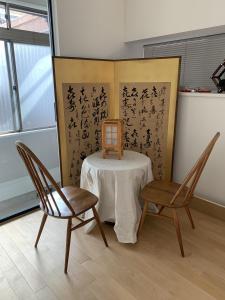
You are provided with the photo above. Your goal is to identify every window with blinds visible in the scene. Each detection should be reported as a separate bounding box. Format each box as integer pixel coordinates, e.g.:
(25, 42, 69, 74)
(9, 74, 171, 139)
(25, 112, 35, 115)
(144, 34, 225, 91)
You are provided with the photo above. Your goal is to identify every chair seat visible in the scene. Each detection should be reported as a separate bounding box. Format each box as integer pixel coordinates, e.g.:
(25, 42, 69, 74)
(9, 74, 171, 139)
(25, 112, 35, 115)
(140, 180, 191, 208)
(40, 186, 98, 218)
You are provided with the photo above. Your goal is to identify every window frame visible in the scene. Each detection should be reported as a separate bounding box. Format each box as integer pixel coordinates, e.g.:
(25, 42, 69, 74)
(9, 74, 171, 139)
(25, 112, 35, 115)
(0, 1, 55, 136)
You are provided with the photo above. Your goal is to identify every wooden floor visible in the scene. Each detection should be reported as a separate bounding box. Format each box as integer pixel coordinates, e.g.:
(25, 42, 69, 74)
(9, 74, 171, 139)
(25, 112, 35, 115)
(0, 209, 225, 300)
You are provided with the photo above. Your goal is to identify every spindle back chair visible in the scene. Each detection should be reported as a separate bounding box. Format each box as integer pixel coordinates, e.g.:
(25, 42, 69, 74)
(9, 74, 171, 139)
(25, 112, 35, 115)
(16, 142, 108, 273)
(138, 132, 220, 256)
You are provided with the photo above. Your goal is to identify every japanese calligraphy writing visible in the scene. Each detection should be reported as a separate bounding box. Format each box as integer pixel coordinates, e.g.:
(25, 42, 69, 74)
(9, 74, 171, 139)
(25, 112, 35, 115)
(63, 83, 109, 184)
(120, 82, 171, 180)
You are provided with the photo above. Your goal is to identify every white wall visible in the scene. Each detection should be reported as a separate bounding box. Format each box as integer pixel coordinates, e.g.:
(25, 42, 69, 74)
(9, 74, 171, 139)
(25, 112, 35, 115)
(125, 0, 225, 42)
(52, 0, 127, 59)
(0, 128, 60, 202)
(173, 93, 225, 206)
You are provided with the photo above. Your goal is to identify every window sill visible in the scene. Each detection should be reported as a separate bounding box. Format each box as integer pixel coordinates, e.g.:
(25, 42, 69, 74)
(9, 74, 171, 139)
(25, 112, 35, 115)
(0, 126, 56, 138)
(179, 92, 225, 98)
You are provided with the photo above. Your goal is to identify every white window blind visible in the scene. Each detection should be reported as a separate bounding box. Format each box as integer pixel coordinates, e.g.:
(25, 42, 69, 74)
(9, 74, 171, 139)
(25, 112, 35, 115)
(144, 34, 225, 90)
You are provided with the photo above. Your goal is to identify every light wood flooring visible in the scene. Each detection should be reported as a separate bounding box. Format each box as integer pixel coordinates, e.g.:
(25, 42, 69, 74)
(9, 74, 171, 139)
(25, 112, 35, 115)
(0, 208, 225, 300)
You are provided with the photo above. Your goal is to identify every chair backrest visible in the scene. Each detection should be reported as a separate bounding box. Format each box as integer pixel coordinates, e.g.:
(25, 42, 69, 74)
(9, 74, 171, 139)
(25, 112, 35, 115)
(170, 132, 220, 206)
(16, 141, 74, 217)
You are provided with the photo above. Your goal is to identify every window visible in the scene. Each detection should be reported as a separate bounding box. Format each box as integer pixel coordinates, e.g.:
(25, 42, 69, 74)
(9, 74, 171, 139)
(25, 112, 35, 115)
(14, 43, 55, 130)
(0, 41, 15, 132)
(0, 2, 55, 134)
(0, 3, 7, 28)
(144, 34, 225, 91)
(10, 7, 49, 33)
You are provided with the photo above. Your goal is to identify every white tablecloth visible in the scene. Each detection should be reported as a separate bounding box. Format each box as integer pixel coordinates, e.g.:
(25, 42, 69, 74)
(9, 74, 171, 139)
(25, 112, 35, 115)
(80, 150, 153, 243)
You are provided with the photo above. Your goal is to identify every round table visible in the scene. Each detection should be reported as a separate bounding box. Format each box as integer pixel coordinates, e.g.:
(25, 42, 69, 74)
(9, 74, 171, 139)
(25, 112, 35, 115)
(80, 150, 153, 243)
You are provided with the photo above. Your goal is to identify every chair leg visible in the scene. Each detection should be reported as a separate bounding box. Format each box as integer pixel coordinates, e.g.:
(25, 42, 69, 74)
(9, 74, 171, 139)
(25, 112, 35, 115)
(92, 207, 108, 247)
(35, 213, 47, 248)
(64, 218, 72, 274)
(172, 209, 184, 257)
(137, 200, 148, 237)
(185, 207, 195, 229)
(158, 205, 165, 215)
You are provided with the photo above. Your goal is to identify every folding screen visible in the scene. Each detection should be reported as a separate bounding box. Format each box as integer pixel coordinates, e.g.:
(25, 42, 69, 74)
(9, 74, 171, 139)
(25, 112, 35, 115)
(53, 57, 180, 186)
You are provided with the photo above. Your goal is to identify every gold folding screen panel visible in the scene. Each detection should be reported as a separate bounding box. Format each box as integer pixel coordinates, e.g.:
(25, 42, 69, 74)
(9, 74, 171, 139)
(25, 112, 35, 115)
(53, 57, 180, 186)
(53, 58, 115, 186)
(114, 58, 180, 180)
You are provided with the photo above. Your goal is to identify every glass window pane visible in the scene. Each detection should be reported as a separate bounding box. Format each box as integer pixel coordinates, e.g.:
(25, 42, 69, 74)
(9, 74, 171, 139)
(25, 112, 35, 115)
(14, 43, 55, 130)
(10, 8, 49, 33)
(0, 41, 15, 133)
(0, 4, 7, 28)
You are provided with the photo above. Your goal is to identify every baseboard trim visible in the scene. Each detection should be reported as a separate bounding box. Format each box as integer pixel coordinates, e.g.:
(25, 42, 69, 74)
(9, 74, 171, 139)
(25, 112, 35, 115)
(0, 167, 60, 202)
(0, 206, 40, 224)
(146, 196, 225, 222)
(190, 196, 225, 222)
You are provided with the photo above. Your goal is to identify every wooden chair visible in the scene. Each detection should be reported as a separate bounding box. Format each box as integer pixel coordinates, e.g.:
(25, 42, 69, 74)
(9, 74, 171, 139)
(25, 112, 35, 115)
(138, 132, 220, 256)
(16, 142, 108, 273)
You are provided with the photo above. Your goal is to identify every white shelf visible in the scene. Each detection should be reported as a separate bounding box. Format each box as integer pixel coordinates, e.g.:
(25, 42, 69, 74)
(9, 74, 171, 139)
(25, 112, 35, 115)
(179, 92, 225, 98)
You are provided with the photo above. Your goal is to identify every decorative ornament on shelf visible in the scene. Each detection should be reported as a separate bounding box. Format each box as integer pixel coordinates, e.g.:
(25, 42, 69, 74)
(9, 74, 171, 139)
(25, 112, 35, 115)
(101, 119, 124, 159)
(211, 59, 225, 93)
